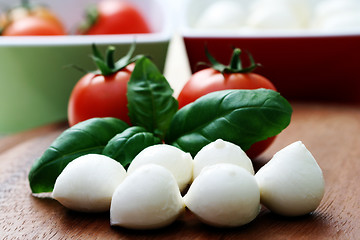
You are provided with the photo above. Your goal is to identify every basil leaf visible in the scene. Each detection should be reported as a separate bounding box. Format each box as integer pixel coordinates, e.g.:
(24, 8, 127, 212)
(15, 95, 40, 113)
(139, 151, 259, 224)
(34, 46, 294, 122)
(28, 117, 129, 193)
(165, 89, 292, 157)
(102, 126, 162, 169)
(127, 57, 178, 139)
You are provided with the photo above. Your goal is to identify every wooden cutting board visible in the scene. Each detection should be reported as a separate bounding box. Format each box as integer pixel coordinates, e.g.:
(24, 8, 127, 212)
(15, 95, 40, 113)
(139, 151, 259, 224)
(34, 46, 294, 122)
(1, 102, 359, 239)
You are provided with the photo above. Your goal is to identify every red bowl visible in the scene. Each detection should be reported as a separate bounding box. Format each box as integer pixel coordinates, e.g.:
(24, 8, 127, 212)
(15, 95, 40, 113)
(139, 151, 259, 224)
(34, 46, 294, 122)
(183, 33, 360, 103)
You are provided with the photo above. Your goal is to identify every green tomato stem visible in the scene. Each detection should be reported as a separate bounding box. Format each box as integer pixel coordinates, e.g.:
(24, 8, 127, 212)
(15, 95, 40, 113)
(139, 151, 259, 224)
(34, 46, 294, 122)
(229, 48, 242, 70)
(91, 42, 142, 76)
(106, 46, 116, 69)
(21, 0, 30, 9)
(205, 47, 260, 74)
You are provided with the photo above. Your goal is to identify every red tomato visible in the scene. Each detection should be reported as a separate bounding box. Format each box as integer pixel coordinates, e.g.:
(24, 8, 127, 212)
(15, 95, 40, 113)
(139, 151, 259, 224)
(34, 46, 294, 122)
(245, 136, 276, 160)
(177, 48, 277, 158)
(68, 63, 134, 126)
(68, 44, 140, 126)
(178, 68, 276, 108)
(79, 0, 151, 35)
(1, 5, 66, 36)
(2, 16, 65, 36)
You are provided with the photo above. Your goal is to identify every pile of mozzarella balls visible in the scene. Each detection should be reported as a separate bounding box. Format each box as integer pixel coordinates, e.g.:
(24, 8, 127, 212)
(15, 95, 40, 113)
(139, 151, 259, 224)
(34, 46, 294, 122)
(193, 0, 360, 32)
(52, 139, 325, 230)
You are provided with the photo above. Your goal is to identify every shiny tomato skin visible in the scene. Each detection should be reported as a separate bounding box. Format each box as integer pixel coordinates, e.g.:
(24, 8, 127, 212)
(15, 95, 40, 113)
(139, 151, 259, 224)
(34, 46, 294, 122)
(246, 136, 276, 159)
(177, 68, 277, 158)
(2, 16, 65, 36)
(84, 0, 150, 35)
(68, 63, 134, 127)
(1, 6, 66, 36)
(178, 68, 276, 108)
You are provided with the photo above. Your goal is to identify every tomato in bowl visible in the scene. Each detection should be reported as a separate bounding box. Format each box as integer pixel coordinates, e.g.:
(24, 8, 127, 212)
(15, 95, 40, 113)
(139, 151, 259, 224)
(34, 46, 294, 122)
(180, 0, 360, 103)
(0, 0, 172, 134)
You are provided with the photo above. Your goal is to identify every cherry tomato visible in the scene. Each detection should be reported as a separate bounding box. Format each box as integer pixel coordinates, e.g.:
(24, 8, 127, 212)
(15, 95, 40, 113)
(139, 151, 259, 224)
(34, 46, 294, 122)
(68, 64, 134, 126)
(178, 68, 276, 108)
(1, 4, 66, 36)
(79, 0, 151, 35)
(68, 44, 140, 126)
(177, 48, 277, 158)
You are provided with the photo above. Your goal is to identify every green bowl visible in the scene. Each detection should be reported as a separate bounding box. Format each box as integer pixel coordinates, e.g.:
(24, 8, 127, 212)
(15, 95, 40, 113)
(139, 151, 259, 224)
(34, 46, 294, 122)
(0, 0, 172, 134)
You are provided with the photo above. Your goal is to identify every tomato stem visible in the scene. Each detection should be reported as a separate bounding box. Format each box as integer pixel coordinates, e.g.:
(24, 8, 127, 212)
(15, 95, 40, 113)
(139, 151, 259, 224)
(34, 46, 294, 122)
(91, 43, 143, 76)
(21, 0, 31, 9)
(78, 4, 98, 34)
(106, 46, 116, 69)
(205, 47, 260, 74)
(229, 48, 242, 70)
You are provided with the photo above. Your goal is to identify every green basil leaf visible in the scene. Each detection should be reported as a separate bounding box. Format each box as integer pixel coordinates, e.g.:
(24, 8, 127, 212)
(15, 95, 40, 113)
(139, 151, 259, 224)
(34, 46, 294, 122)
(165, 89, 292, 157)
(102, 126, 162, 169)
(28, 117, 129, 193)
(127, 57, 178, 139)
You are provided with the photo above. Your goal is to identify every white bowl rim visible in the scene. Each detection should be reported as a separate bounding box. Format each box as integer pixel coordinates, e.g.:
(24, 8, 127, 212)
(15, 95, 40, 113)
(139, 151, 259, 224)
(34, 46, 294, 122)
(181, 28, 360, 39)
(0, 33, 171, 46)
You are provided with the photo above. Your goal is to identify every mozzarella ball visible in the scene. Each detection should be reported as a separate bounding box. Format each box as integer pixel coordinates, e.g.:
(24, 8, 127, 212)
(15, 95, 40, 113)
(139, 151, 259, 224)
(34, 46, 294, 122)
(255, 141, 325, 216)
(193, 139, 254, 180)
(247, 0, 310, 30)
(52, 154, 126, 212)
(194, 0, 246, 30)
(127, 144, 193, 191)
(316, 13, 360, 31)
(312, 0, 360, 31)
(110, 164, 184, 229)
(313, 0, 360, 23)
(184, 163, 260, 227)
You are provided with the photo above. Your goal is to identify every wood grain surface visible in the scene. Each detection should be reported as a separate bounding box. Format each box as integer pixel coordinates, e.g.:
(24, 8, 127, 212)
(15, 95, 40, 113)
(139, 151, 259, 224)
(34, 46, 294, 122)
(1, 102, 359, 239)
